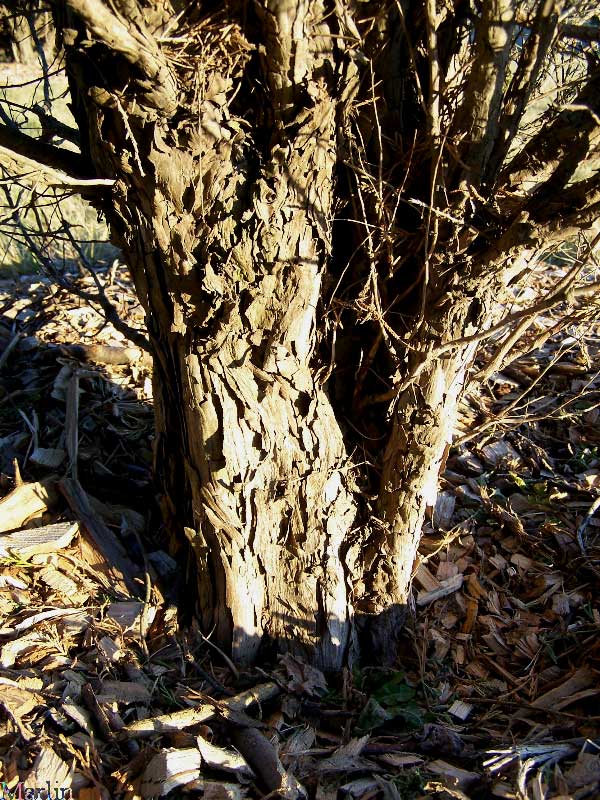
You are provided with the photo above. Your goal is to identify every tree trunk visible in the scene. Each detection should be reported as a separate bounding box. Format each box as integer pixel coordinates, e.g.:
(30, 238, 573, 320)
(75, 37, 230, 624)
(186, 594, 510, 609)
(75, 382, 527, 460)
(151, 319, 360, 669)
(63, 3, 367, 668)
(29, 0, 598, 667)
(138, 133, 363, 666)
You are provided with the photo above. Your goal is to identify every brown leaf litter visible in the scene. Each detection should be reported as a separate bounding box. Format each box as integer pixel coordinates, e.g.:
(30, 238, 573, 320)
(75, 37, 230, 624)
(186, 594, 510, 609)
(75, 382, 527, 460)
(0, 262, 599, 799)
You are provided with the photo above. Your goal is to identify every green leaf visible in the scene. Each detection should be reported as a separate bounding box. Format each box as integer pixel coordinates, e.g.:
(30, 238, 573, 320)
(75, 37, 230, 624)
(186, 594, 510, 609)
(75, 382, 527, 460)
(385, 703, 424, 729)
(373, 674, 416, 706)
(509, 471, 526, 488)
(356, 697, 391, 732)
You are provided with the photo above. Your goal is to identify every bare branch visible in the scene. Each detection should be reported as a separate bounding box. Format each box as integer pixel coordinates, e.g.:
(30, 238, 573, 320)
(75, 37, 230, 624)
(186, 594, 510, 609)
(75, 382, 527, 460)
(31, 104, 80, 147)
(528, 172, 600, 234)
(0, 147, 114, 191)
(558, 22, 600, 42)
(1, 184, 149, 351)
(0, 122, 92, 180)
(514, 10, 600, 42)
(501, 65, 600, 194)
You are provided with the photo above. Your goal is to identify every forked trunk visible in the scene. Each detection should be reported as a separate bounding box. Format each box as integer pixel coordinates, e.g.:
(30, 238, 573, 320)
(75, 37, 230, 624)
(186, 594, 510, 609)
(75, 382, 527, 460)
(38, 0, 584, 667)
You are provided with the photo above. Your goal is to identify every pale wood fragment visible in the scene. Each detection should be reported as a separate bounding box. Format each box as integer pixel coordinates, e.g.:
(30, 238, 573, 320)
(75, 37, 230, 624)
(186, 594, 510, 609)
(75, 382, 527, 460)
(106, 600, 157, 640)
(13, 607, 90, 633)
(0, 632, 46, 668)
(183, 781, 245, 799)
(196, 736, 254, 778)
(448, 700, 474, 721)
(433, 491, 456, 529)
(0, 478, 59, 533)
(26, 747, 72, 795)
(30, 447, 66, 468)
(97, 680, 151, 704)
(0, 684, 42, 739)
(60, 477, 140, 596)
(140, 748, 201, 798)
(39, 564, 82, 599)
(0, 521, 78, 558)
(428, 759, 480, 789)
(532, 667, 597, 710)
(414, 563, 442, 592)
(62, 343, 152, 368)
(417, 574, 464, 606)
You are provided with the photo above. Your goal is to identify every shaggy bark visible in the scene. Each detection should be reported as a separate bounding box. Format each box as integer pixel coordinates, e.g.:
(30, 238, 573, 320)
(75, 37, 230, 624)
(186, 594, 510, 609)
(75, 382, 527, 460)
(1, 0, 599, 666)
(50, 0, 364, 668)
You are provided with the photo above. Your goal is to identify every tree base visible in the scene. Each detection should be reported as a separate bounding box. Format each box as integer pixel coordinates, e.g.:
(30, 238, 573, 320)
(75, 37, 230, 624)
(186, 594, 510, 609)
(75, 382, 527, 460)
(355, 604, 409, 667)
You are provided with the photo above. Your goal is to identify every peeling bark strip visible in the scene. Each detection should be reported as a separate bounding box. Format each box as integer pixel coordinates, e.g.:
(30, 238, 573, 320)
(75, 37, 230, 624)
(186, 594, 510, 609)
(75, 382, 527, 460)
(23, 0, 600, 666)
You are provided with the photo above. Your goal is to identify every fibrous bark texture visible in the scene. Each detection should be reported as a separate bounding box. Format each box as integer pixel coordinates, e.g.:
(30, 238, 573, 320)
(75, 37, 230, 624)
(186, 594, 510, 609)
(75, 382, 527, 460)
(54, 0, 366, 668)
(3, 0, 598, 666)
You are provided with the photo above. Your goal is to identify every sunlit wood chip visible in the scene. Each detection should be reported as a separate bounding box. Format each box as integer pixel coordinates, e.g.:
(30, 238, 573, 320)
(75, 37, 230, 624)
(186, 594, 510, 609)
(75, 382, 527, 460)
(140, 748, 201, 798)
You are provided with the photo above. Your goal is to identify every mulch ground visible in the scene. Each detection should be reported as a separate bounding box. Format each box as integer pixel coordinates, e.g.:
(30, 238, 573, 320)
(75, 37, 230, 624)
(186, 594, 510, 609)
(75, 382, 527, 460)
(0, 263, 599, 800)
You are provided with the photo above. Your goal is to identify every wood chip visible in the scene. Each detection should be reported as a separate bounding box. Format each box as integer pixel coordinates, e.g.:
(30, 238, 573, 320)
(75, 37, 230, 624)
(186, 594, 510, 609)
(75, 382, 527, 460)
(0, 684, 42, 739)
(417, 574, 464, 606)
(97, 680, 151, 704)
(0, 478, 59, 533)
(124, 681, 281, 737)
(60, 477, 140, 596)
(98, 635, 122, 662)
(0, 521, 78, 559)
(10, 607, 90, 634)
(414, 563, 442, 592)
(182, 780, 245, 799)
(428, 759, 480, 789)
(480, 440, 521, 467)
(62, 699, 95, 736)
(0, 632, 46, 668)
(77, 789, 104, 800)
(26, 747, 72, 794)
(433, 491, 456, 529)
(62, 343, 152, 367)
(39, 563, 82, 598)
(448, 700, 474, 721)
(30, 447, 66, 468)
(532, 667, 597, 710)
(376, 753, 423, 768)
(466, 574, 488, 600)
(140, 748, 201, 798)
(106, 600, 156, 639)
(197, 736, 254, 777)
(461, 597, 479, 634)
